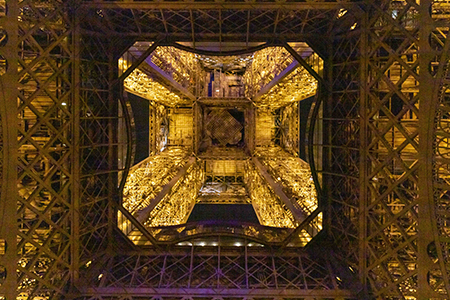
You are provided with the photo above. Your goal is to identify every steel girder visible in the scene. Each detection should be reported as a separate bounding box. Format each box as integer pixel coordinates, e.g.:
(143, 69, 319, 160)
(73, 246, 355, 299)
(312, 0, 450, 298)
(425, 0, 450, 298)
(0, 1, 18, 299)
(1, 0, 449, 299)
(13, 1, 76, 298)
(76, 2, 352, 45)
(0, 1, 129, 298)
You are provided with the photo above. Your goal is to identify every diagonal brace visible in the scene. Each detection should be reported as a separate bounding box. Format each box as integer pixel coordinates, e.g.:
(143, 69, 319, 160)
(284, 42, 324, 84)
(254, 60, 299, 101)
(252, 157, 305, 224)
(118, 41, 160, 82)
(140, 59, 196, 101)
(136, 156, 196, 223)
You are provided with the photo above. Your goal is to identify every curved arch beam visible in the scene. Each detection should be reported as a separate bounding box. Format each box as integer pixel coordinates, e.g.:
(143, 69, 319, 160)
(170, 42, 271, 57)
(419, 1, 450, 298)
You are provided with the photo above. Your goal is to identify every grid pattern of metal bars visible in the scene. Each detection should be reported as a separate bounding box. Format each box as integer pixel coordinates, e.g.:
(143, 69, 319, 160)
(14, 1, 74, 298)
(0, 0, 449, 299)
(75, 248, 353, 299)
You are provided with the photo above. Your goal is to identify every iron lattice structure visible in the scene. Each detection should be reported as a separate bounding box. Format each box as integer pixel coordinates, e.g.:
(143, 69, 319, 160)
(0, 0, 449, 299)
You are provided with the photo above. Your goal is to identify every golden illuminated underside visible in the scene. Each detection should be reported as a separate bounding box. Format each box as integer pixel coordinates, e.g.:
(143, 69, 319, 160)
(145, 160, 204, 227)
(151, 46, 198, 92)
(256, 67, 317, 110)
(124, 69, 191, 107)
(255, 147, 318, 214)
(242, 46, 295, 96)
(122, 147, 189, 214)
(244, 160, 296, 228)
(120, 45, 323, 243)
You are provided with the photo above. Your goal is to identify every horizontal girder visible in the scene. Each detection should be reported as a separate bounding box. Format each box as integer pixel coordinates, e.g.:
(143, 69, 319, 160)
(81, 1, 359, 10)
(77, 5, 352, 43)
(80, 287, 354, 298)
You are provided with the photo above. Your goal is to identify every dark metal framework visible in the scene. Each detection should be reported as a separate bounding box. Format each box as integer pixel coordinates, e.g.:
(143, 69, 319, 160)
(0, 0, 449, 299)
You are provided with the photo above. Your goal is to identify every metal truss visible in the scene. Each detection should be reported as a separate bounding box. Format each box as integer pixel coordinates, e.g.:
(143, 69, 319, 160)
(255, 147, 318, 216)
(151, 46, 200, 96)
(10, 1, 77, 298)
(122, 147, 189, 214)
(280, 102, 300, 156)
(73, 247, 354, 300)
(77, 2, 354, 44)
(0, 1, 17, 299)
(143, 157, 203, 227)
(2, 0, 448, 299)
(315, 0, 450, 298)
(362, 2, 420, 296)
(245, 159, 296, 228)
(124, 69, 192, 107)
(243, 47, 295, 97)
(428, 0, 450, 298)
(255, 66, 317, 110)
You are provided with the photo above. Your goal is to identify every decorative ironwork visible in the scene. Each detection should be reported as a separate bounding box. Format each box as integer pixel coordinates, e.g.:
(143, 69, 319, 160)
(15, 1, 75, 298)
(430, 0, 450, 297)
(280, 102, 300, 156)
(243, 47, 295, 97)
(151, 46, 200, 95)
(2, 1, 448, 299)
(74, 247, 354, 299)
(77, 4, 346, 43)
(361, 2, 420, 298)
(0, 1, 16, 299)
(123, 147, 189, 214)
(244, 160, 296, 228)
(124, 69, 191, 107)
(144, 158, 204, 227)
(204, 109, 243, 146)
(255, 147, 319, 217)
(255, 66, 318, 110)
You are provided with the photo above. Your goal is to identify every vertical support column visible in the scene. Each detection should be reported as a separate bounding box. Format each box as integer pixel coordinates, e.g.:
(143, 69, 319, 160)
(193, 101, 199, 155)
(358, 6, 368, 294)
(108, 44, 120, 254)
(244, 243, 249, 289)
(0, 1, 18, 298)
(417, 0, 437, 298)
(150, 103, 156, 155)
(188, 244, 194, 288)
(323, 36, 333, 237)
(70, 3, 81, 289)
(246, 103, 255, 154)
(217, 242, 221, 289)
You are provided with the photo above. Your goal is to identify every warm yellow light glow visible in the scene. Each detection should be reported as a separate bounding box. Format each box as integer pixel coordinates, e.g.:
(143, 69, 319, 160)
(255, 110, 276, 146)
(144, 161, 204, 227)
(151, 46, 199, 93)
(255, 146, 319, 215)
(281, 102, 300, 156)
(242, 47, 294, 97)
(256, 66, 317, 110)
(124, 69, 191, 107)
(245, 160, 296, 228)
(122, 147, 189, 214)
(120, 45, 322, 245)
(119, 41, 154, 76)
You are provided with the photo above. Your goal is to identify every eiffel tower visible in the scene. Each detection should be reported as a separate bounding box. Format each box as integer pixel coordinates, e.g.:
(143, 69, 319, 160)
(0, 1, 449, 299)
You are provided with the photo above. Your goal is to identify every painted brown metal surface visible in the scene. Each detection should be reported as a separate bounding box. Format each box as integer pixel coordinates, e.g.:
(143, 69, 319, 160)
(1, 0, 448, 299)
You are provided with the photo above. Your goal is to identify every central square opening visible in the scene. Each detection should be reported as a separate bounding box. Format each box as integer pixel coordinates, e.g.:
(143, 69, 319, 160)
(195, 98, 254, 158)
